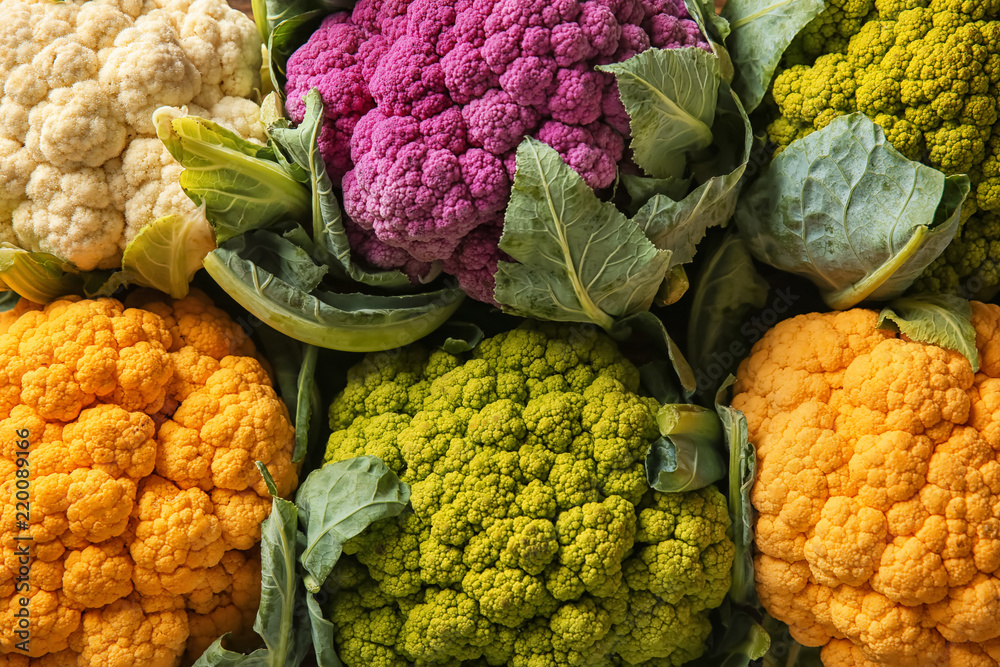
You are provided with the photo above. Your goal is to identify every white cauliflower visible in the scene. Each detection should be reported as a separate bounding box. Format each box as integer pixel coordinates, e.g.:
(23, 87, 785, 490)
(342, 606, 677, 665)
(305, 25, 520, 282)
(0, 0, 265, 271)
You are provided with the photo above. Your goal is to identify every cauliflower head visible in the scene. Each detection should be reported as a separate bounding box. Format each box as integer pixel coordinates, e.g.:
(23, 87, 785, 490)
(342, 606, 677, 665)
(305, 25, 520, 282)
(323, 323, 734, 667)
(0, 290, 297, 666)
(734, 302, 1000, 666)
(0, 0, 265, 272)
(283, 0, 709, 303)
(765, 0, 1000, 298)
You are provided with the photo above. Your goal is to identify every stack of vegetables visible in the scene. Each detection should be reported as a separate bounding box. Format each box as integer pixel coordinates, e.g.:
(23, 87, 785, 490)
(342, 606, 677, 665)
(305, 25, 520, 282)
(4, 0, 1000, 664)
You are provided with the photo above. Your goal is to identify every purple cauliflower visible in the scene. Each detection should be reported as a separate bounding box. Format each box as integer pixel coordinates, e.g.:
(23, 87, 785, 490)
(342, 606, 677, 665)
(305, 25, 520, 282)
(285, 0, 708, 302)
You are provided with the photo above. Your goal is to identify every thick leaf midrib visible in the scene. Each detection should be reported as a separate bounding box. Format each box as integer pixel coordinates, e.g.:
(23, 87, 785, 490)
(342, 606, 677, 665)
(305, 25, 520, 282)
(530, 143, 613, 330)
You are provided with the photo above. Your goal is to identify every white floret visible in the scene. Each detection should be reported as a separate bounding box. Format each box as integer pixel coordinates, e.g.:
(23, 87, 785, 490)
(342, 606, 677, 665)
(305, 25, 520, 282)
(0, 0, 264, 271)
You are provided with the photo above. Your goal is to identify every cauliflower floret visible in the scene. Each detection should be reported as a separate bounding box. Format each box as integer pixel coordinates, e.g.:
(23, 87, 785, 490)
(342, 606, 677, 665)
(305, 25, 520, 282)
(323, 323, 734, 666)
(735, 302, 1000, 664)
(0, 0, 265, 271)
(0, 291, 297, 665)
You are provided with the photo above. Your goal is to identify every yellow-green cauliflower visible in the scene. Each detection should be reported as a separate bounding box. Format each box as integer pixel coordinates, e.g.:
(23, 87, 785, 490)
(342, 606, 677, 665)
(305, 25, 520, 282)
(323, 323, 735, 667)
(766, 0, 1000, 296)
(0, 0, 264, 271)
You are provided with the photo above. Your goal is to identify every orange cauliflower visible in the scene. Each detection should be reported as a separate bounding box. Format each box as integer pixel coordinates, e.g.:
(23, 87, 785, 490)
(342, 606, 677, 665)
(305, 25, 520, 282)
(0, 290, 296, 666)
(734, 302, 1000, 666)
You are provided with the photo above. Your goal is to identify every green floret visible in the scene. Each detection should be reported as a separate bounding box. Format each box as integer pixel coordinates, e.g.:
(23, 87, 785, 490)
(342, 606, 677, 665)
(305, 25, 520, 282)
(767, 0, 1000, 297)
(322, 323, 735, 666)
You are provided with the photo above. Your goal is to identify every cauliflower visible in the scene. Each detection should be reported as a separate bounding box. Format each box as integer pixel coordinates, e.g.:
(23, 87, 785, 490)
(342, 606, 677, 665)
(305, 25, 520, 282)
(322, 323, 734, 666)
(0, 0, 265, 272)
(733, 302, 1000, 666)
(283, 0, 709, 303)
(764, 0, 1000, 297)
(0, 290, 297, 666)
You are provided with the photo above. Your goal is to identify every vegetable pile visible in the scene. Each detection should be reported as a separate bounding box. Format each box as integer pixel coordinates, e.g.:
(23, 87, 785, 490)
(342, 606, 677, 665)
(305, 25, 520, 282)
(12, 0, 1000, 665)
(0, 290, 297, 665)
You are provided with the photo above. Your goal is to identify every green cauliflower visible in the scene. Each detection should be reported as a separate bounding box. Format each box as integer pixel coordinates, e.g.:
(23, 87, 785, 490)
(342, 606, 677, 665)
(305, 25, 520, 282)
(323, 323, 735, 667)
(766, 0, 1000, 296)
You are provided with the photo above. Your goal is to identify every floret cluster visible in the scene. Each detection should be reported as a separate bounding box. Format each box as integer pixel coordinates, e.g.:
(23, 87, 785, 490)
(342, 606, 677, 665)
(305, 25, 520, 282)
(284, 0, 708, 301)
(323, 324, 734, 666)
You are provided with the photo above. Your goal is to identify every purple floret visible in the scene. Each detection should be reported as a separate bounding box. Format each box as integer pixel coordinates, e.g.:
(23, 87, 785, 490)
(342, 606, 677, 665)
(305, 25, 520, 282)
(285, 0, 708, 303)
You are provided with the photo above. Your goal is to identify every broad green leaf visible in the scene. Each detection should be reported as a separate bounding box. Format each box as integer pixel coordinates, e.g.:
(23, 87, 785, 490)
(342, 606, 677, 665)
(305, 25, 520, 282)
(98, 209, 216, 299)
(722, 0, 826, 112)
(434, 321, 485, 355)
(716, 377, 757, 607)
(295, 456, 410, 592)
(688, 232, 769, 399)
(204, 239, 463, 352)
(155, 108, 310, 242)
(598, 48, 720, 180)
(0, 247, 86, 303)
(268, 89, 411, 288)
(628, 81, 753, 306)
(735, 114, 969, 310)
(878, 293, 979, 371)
(646, 404, 726, 492)
(495, 138, 672, 331)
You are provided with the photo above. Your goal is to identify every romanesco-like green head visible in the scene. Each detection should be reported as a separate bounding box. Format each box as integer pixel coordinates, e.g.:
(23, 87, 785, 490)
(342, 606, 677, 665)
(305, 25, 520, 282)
(767, 0, 1000, 297)
(323, 322, 734, 666)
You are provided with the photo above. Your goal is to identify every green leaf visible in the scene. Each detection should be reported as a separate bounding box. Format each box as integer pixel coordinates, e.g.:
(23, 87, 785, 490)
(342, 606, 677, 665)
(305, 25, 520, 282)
(235, 230, 328, 292)
(687, 233, 769, 399)
(293, 345, 319, 463)
(598, 48, 720, 180)
(495, 138, 672, 331)
(722, 0, 826, 112)
(99, 209, 216, 299)
(687, 607, 771, 667)
(613, 310, 698, 398)
(254, 464, 312, 667)
(295, 456, 410, 592)
(192, 640, 270, 666)
(434, 321, 485, 355)
(716, 377, 757, 607)
(683, 0, 732, 45)
(196, 464, 311, 666)
(155, 108, 311, 242)
(306, 593, 343, 667)
(622, 173, 693, 212)
(646, 404, 726, 492)
(268, 89, 411, 288)
(0, 292, 18, 312)
(735, 114, 970, 310)
(204, 238, 463, 352)
(0, 247, 87, 303)
(878, 293, 979, 371)
(267, 10, 326, 96)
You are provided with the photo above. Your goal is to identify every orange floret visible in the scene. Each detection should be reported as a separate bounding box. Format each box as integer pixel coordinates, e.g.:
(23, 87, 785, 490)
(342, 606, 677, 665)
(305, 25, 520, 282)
(0, 290, 297, 665)
(735, 302, 1000, 665)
